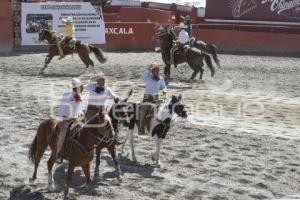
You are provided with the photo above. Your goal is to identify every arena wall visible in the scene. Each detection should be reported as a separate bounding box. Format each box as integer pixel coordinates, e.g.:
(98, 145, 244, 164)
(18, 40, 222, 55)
(104, 22, 157, 51)
(0, 1, 14, 53)
(193, 27, 300, 54)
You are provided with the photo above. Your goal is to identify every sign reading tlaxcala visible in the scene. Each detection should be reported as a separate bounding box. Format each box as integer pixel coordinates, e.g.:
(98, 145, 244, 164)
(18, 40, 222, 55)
(205, 0, 300, 24)
(105, 27, 134, 35)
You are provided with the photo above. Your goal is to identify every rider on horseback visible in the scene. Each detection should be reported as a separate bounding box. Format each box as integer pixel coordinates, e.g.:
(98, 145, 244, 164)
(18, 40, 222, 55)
(57, 16, 75, 59)
(139, 64, 167, 135)
(85, 73, 122, 144)
(181, 15, 192, 38)
(56, 78, 85, 162)
(170, 22, 190, 65)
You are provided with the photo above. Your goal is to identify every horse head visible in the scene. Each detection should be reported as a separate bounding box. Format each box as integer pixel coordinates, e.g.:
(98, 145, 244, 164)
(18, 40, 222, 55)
(108, 88, 134, 128)
(155, 26, 176, 48)
(109, 102, 131, 128)
(38, 28, 50, 42)
(169, 94, 188, 118)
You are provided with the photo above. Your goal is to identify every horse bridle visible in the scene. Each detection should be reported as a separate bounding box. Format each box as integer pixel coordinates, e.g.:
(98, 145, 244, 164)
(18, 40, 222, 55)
(82, 112, 115, 147)
(39, 29, 60, 45)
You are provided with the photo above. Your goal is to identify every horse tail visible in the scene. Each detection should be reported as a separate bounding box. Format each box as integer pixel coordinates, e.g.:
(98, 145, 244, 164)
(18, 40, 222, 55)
(206, 44, 221, 68)
(28, 119, 56, 164)
(123, 88, 134, 102)
(89, 45, 107, 63)
(28, 135, 37, 164)
(204, 53, 215, 77)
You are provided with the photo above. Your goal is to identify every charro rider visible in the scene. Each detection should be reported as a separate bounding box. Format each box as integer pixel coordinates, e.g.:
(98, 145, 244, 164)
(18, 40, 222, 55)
(181, 15, 192, 38)
(170, 22, 190, 65)
(139, 64, 167, 135)
(57, 16, 75, 59)
(56, 78, 85, 162)
(85, 73, 122, 144)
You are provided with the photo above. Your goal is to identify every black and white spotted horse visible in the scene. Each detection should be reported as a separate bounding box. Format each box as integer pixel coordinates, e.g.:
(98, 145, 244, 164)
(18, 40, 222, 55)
(109, 94, 187, 165)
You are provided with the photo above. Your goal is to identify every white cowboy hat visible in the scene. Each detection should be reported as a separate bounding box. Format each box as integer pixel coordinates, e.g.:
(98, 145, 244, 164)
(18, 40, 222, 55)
(179, 22, 188, 29)
(71, 78, 84, 88)
(90, 73, 106, 82)
(62, 17, 73, 23)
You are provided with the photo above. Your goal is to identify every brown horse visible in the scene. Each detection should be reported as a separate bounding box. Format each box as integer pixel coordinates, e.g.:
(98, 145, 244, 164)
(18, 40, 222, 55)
(38, 29, 107, 74)
(155, 26, 216, 81)
(28, 111, 122, 195)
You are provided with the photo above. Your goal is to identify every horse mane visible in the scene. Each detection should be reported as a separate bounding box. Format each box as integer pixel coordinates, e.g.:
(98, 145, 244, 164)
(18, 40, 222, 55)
(40, 28, 61, 42)
(165, 26, 176, 39)
(65, 115, 103, 158)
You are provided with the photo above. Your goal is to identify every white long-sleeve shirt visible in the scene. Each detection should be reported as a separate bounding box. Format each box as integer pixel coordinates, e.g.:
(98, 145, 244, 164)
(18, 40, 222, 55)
(178, 29, 190, 44)
(86, 83, 118, 106)
(58, 92, 84, 120)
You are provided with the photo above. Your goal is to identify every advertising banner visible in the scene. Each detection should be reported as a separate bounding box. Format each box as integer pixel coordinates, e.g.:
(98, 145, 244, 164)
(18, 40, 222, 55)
(21, 2, 106, 45)
(205, 0, 300, 24)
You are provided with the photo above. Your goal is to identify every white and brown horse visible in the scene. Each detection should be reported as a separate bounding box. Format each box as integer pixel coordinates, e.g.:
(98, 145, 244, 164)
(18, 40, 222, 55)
(109, 94, 187, 166)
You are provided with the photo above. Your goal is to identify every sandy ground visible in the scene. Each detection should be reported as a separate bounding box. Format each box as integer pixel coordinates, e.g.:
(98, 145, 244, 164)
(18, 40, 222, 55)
(0, 52, 300, 200)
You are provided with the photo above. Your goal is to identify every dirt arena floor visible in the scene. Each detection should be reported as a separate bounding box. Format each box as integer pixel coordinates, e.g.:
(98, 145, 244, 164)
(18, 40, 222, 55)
(0, 52, 300, 200)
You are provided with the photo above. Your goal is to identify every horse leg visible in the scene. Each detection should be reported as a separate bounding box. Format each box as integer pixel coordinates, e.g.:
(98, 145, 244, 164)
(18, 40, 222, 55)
(107, 146, 122, 181)
(190, 67, 200, 82)
(77, 53, 90, 68)
(199, 67, 204, 81)
(82, 163, 91, 186)
(151, 134, 161, 166)
(164, 64, 171, 80)
(129, 129, 136, 161)
(89, 57, 94, 67)
(88, 58, 97, 74)
(29, 140, 47, 182)
(39, 55, 53, 75)
(47, 151, 56, 191)
(120, 128, 130, 154)
(94, 146, 102, 178)
(64, 163, 75, 196)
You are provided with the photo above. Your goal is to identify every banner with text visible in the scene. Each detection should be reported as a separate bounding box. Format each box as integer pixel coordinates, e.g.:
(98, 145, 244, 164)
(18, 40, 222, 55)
(21, 2, 105, 45)
(205, 0, 300, 23)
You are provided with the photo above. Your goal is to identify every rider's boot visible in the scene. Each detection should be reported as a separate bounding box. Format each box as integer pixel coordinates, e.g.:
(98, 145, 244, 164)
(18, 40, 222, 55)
(55, 121, 69, 163)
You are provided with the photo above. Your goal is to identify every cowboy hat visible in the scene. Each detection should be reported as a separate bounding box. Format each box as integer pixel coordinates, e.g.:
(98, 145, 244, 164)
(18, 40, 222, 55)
(90, 73, 106, 82)
(71, 78, 84, 88)
(150, 63, 159, 71)
(181, 15, 191, 21)
(179, 22, 188, 29)
(62, 17, 73, 23)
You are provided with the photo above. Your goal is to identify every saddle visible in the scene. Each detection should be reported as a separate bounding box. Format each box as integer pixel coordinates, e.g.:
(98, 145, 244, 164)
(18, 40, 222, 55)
(62, 37, 80, 50)
(173, 44, 190, 57)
